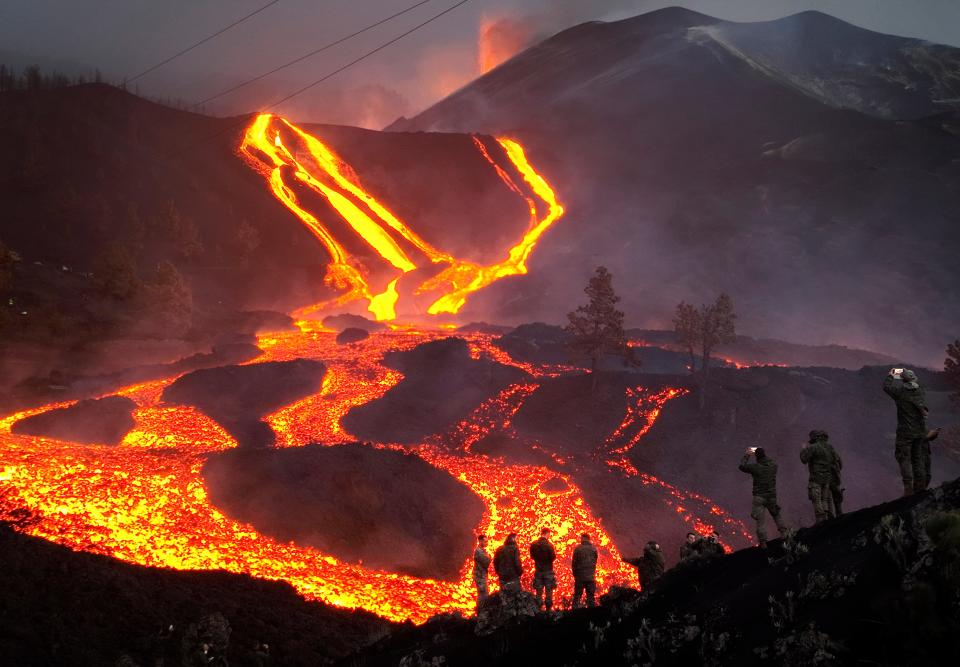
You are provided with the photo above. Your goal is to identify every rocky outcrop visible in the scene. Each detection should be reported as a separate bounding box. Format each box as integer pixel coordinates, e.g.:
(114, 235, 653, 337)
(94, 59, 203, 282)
(161, 360, 325, 448)
(343, 337, 529, 444)
(336, 327, 370, 344)
(11, 395, 136, 445)
(202, 443, 484, 581)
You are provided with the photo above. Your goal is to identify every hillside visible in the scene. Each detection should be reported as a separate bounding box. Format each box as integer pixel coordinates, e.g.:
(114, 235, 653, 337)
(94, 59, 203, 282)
(389, 8, 960, 366)
(338, 476, 960, 666)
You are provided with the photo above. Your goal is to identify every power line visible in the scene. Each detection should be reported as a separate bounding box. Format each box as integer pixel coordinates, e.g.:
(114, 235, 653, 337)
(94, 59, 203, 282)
(192, 0, 434, 109)
(127, 0, 282, 84)
(168, 0, 471, 159)
(264, 0, 471, 111)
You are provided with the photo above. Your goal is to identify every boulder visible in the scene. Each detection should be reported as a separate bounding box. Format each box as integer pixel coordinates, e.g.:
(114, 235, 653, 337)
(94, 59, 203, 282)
(336, 327, 370, 345)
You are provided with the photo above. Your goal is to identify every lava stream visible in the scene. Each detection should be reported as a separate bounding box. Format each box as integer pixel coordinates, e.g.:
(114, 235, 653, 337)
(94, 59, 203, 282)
(239, 114, 565, 322)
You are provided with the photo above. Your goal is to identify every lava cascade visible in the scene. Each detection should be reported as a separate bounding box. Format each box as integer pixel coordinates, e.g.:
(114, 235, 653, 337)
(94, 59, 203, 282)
(239, 115, 564, 322)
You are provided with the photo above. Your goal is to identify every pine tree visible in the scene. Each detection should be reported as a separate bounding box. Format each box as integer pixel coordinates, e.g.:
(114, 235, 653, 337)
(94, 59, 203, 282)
(565, 266, 632, 392)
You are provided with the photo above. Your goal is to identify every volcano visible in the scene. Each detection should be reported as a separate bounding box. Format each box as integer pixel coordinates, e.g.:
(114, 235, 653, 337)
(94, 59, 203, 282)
(390, 8, 960, 365)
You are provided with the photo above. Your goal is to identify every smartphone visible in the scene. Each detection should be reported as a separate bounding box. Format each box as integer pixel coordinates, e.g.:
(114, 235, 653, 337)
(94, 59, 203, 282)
(747, 446, 758, 454)
(893, 368, 904, 379)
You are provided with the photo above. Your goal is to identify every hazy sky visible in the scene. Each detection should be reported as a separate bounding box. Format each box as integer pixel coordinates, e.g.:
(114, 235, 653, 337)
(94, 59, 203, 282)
(2, 1, 959, 127)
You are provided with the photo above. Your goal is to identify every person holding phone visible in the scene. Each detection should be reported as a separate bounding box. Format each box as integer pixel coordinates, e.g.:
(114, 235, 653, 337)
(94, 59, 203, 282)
(883, 368, 938, 496)
(738, 446, 789, 547)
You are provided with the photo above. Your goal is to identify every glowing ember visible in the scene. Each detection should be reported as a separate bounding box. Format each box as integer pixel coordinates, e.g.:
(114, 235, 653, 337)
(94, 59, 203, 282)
(239, 114, 564, 321)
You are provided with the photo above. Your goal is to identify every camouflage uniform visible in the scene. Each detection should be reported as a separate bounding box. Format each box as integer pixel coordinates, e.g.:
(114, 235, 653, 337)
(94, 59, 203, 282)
(739, 453, 788, 547)
(821, 439, 844, 515)
(883, 373, 929, 495)
(571, 538, 599, 608)
(638, 542, 665, 588)
(530, 536, 557, 611)
(800, 436, 836, 523)
(473, 546, 491, 605)
(493, 536, 523, 593)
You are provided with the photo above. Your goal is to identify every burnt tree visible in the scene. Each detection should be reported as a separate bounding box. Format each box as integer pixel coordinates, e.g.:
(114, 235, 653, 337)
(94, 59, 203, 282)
(673, 293, 737, 408)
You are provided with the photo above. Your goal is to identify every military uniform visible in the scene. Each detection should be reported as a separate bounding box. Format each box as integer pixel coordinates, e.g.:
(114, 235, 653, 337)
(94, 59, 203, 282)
(739, 453, 788, 547)
(883, 373, 930, 495)
(638, 543, 665, 588)
(800, 436, 836, 523)
(473, 545, 491, 606)
(822, 439, 844, 515)
(530, 536, 557, 610)
(493, 537, 523, 593)
(571, 538, 599, 608)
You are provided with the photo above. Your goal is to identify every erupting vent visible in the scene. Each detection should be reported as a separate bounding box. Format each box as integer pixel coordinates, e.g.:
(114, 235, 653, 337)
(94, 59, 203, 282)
(239, 114, 564, 322)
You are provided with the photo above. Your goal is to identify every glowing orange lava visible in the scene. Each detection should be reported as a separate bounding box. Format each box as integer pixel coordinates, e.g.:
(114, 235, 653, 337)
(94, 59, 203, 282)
(239, 115, 564, 322)
(0, 329, 750, 623)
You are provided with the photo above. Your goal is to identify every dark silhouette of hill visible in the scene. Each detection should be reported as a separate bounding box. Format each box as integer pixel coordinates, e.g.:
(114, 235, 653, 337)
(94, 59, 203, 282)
(336, 477, 960, 666)
(0, 83, 530, 354)
(0, 520, 392, 666)
(389, 8, 960, 366)
(506, 364, 960, 559)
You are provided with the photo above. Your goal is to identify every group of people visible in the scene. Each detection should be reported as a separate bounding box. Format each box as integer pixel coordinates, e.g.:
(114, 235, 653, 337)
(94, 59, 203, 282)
(470, 367, 945, 611)
(740, 367, 941, 546)
(473, 529, 600, 611)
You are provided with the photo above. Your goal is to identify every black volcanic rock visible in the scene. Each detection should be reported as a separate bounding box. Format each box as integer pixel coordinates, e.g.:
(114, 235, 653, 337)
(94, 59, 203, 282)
(336, 327, 370, 344)
(0, 524, 390, 666)
(162, 360, 325, 448)
(335, 477, 960, 667)
(11, 395, 136, 445)
(343, 337, 530, 444)
(202, 443, 484, 581)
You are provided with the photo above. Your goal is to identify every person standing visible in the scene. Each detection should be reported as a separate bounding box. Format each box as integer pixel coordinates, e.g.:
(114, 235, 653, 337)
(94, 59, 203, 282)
(530, 527, 558, 611)
(883, 368, 937, 495)
(820, 433, 844, 515)
(800, 430, 836, 523)
(571, 533, 599, 608)
(679, 532, 699, 562)
(493, 532, 523, 593)
(738, 447, 789, 547)
(638, 541, 665, 588)
(473, 534, 492, 608)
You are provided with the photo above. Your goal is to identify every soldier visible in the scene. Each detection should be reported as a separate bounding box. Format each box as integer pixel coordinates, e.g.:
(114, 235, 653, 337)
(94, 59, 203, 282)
(800, 430, 836, 523)
(679, 531, 699, 561)
(821, 433, 844, 515)
(738, 446, 789, 547)
(473, 534, 491, 607)
(493, 532, 523, 593)
(639, 541, 665, 588)
(530, 527, 558, 611)
(571, 533, 599, 608)
(700, 531, 725, 558)
(884, 368, 938, 495)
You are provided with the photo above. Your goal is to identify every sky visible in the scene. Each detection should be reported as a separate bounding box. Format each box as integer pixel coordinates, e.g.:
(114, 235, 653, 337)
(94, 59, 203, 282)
(2, 0, 960, 128)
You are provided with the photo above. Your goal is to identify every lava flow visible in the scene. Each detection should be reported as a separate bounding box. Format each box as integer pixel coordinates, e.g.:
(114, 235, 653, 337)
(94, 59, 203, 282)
(239, 114, 564, 321)
(0, 328, 751, 623)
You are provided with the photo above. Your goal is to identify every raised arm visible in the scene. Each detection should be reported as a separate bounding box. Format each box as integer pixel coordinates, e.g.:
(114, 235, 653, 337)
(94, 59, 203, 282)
(738, 454, 753, 473)
(883, 372, 902, 399)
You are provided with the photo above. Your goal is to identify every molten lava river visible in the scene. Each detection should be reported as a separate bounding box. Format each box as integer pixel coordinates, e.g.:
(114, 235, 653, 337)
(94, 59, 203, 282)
(0, 117, 749, 623)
